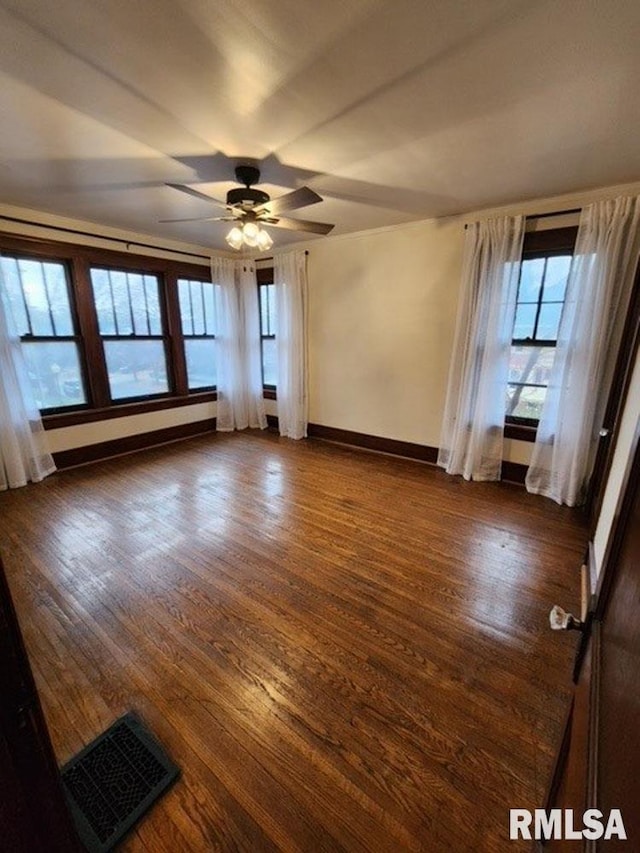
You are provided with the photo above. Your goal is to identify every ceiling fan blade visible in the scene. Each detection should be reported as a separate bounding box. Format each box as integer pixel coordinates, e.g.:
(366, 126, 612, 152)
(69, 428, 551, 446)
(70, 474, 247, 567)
(265, 217, 335, 235)
(254, 186, 322, 216)
(159, 215, 237, 223)
(165, 182, 228, 208)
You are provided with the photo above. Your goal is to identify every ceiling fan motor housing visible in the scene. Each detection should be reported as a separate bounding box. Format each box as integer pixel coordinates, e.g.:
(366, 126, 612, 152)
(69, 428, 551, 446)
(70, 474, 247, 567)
(227, 165, 270, 208)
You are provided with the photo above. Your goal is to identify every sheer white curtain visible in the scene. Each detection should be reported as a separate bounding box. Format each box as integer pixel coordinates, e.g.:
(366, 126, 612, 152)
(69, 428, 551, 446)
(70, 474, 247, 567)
(0, 265, 56, 490)
(212, 257, 266, 432)
(438, 215, 524, 480)
(238, 262, 267, 430)
(274, 251, 308, 439)
(526, 196, 640, 506)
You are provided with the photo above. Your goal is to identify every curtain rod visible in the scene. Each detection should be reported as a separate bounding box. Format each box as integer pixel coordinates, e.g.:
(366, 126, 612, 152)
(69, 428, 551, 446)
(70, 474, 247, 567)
(257, 250, 309, 262)
(0, 214, 211, 260)
(464, 207, 582, 229)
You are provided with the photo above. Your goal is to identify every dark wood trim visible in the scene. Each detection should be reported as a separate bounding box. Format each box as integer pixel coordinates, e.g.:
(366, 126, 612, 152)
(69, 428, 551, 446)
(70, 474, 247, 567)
(504, 422, 537, 442)
(0, 556, 82, 851)
(256, 267, 274, 285)
(543, 696, 575, 814)
(307, 423, 438, 464)
(500, 460, 528, 485)
(43, 391, 217, 430)
(52, 418, 216, 470)
(586, 620, 601, 815)
(0, 219, 211, 262)
(70, 254, 111, 408)
(0, 232, 210, 277)
(263, 388, 277, 400)
(266, 414, 279, 430)
(587, 258, 640, 528)
(307, 423, 529, 483)
(164, 269, 189, 397)
(521, 226, 578, 255)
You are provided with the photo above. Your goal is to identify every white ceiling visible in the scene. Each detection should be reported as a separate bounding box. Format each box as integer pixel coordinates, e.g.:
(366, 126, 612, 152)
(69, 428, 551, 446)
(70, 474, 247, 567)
(1, 0, 639, 252)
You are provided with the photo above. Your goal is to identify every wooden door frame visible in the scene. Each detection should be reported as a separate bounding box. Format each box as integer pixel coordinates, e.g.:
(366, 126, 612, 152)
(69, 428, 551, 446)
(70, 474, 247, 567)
(586, 259, 640, 529)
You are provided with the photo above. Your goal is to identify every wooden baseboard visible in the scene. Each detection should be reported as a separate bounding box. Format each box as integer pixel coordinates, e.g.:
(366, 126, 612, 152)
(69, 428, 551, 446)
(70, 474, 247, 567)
(307, 423, 438, 464)
(53, 418, 216, 470)
(500, 460, 528, 485)
(308, 423, 528, 484)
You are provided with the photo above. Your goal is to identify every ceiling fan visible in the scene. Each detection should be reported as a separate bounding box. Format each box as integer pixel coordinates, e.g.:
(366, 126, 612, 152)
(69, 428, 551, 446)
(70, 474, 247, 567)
(162, 165, 335, 250)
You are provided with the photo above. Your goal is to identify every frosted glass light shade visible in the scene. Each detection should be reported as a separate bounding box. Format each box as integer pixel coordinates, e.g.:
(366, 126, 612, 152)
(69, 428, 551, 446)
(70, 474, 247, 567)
(256, 229, 273, 251)
(226, 226, 244, 249)
(242, 221, 260, 246)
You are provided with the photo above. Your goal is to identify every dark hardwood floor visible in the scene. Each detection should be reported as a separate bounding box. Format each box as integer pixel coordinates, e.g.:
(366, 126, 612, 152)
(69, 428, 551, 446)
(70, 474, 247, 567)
(0, 431, 587, 851)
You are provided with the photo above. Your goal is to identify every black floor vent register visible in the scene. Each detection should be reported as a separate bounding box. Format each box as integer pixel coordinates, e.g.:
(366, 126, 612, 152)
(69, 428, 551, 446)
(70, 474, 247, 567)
(60, 712, 180, 852)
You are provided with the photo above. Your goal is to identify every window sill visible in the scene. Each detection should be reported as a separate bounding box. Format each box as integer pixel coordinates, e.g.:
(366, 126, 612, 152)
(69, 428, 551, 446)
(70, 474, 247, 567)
(42, 391, 218, 430)
(263, 388, 277, 400)
(504, 422, 537, 442)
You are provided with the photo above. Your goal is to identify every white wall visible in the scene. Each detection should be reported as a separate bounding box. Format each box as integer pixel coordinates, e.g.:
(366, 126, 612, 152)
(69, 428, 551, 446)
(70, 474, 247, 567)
(46, 401, 217, 453)
(307, 217, 463, 447)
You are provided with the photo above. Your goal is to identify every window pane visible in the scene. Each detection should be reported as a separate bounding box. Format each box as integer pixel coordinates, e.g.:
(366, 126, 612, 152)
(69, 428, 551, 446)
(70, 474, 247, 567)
(91, 269, 162, 337)
(21, 341, 86, 409)
(537, 302, 563, 340)
(91, 268, 117, 334)
(43, 262, 74, 336)
(262, 338, 277, 386)
(506, 384, 547, 421)
(144, 275, 162, 335)
(267, 285, 276, 332)
(513, 302, 537, 339)
(18, 259, 54, 336)
(2, 257, 75, 338)
(111, 271, 133, 335)
(260, 285, 270, 333)
(104, 340, 169, 400)
(128, 273, 150, 335)
(508, 344, 556, 386)
(184, 339, 216, 389)
(544, 255, 571, 301)
(203, 283, 215, 335)
(506, 344, 556, 420)
(178, 279, 193, 334)
(191, 281, 205, 335)
(1, 257, 30, 335)
(518, 258, 544, 303)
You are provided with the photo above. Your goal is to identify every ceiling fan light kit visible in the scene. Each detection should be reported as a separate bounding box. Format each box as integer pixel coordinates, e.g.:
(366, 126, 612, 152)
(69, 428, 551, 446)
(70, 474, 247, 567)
(225, 221, 273, 251)
(165, 163, 334, 252)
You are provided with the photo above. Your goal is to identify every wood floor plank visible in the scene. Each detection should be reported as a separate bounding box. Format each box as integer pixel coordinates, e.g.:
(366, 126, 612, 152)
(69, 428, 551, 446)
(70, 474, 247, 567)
(0, 431, 587, 851)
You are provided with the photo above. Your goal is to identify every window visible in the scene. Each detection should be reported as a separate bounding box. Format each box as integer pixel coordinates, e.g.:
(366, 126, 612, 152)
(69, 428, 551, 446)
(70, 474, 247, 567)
(0, 254, 87, 412)
(506, 228, 577, 425)
(258, 281, 277, 387)
(90, 267, 170, 401)
(1, 234, 217, 424)
(177, 278, 217, 390)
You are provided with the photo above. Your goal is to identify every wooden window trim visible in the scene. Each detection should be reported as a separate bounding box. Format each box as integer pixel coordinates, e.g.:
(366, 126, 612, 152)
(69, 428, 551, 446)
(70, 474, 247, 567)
(42, 390, 217, 430)
(0, 232, 214, 421)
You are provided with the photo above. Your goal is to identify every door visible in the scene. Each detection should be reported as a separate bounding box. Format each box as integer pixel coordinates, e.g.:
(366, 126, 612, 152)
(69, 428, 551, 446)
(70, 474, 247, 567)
(545, 415, 640, 849)
(0, 553, 80, 852)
